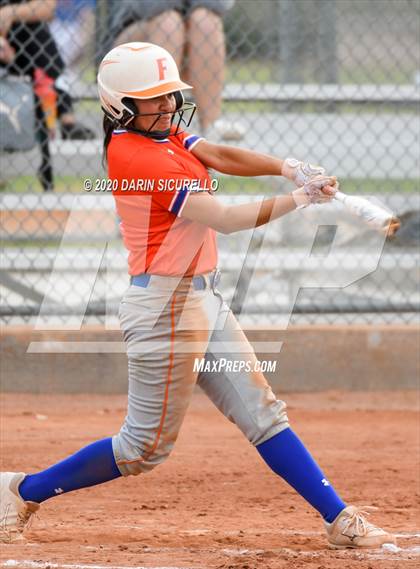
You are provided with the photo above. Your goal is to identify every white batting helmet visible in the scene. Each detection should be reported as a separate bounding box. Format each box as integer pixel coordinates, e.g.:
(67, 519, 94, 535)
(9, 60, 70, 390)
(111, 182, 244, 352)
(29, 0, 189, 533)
(97, 42, 193, 126)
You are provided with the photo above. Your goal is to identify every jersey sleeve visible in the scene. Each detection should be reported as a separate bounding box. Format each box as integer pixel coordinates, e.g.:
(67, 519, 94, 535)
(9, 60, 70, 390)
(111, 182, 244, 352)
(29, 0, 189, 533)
(175, 130, 205, 152)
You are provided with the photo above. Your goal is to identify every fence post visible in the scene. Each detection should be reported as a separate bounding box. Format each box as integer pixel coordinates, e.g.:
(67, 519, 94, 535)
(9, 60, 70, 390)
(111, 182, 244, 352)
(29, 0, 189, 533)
(95, 0, 115, 66)
(279, 0, 304, 83)
(279, 0, 337, 84)
(318, 0, 338, 84)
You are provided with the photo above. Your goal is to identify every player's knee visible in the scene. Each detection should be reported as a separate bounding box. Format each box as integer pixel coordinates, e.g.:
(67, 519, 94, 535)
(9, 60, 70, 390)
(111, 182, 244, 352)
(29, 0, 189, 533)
(189, 7, 223, 34)
(112, 431, 174, 477)
(149, 9, 184, 35)
(246, 399, 290, 447)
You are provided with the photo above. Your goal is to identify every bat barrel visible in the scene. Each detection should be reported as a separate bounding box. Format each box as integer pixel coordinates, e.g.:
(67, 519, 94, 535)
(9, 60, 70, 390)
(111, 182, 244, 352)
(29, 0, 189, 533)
(334, 191, 400, 235)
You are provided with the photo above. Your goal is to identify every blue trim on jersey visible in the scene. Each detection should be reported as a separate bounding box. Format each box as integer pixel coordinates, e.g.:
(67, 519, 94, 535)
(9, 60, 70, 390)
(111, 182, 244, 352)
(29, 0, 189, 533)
(184, 135, 200, 151)
(113, 129, 127, 135)
(170, 186, 189, 216)
(152, 138, 169, 143)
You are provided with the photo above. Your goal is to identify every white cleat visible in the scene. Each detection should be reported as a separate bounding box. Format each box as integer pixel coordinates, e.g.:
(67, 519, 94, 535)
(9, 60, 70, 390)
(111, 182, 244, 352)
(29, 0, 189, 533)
(325, 505, 397, 549)
(0, 472, 40, 543)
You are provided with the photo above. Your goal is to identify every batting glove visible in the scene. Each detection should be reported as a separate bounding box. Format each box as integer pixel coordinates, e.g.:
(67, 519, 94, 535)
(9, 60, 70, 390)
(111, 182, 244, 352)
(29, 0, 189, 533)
(292, 175, 338, 208)
(282, 157, 327, 187)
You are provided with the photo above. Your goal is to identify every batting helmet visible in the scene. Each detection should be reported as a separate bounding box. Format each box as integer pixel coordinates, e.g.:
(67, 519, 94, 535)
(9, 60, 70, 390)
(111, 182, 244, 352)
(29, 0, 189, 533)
(97, 42, 193, 129)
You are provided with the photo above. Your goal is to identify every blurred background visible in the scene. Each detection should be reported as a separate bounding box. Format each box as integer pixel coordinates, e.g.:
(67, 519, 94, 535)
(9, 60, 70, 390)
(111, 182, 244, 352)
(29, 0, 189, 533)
(0, 0, 419, 329)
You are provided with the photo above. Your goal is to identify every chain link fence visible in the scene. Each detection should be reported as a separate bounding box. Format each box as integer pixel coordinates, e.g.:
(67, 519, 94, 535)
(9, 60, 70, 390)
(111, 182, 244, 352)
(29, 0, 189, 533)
(1, 0, 419, 326)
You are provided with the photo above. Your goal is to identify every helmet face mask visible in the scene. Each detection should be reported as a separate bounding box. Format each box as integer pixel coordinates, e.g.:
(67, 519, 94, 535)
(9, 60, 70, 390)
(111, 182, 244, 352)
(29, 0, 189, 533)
(98, 42, 196, 139)
(125, 98, 196, 140)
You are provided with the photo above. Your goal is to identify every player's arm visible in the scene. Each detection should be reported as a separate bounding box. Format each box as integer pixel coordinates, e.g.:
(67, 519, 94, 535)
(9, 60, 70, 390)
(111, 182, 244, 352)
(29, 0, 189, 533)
(190, 139, 330, 187)
(192, 139, 283, 177)
(181, 179, 336, 235)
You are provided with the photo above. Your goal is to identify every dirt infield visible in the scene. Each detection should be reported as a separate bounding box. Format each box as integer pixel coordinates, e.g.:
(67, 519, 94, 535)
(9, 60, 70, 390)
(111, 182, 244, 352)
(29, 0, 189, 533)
(0, 390, 418, 569)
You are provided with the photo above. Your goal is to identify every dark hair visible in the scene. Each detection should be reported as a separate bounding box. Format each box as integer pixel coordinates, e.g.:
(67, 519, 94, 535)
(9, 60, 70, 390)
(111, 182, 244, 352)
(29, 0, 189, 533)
(102, 114, 117, 167)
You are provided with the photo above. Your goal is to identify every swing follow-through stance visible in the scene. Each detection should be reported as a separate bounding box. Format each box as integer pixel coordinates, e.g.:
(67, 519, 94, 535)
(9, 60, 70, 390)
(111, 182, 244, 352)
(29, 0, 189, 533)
(0, 42, 396, 550)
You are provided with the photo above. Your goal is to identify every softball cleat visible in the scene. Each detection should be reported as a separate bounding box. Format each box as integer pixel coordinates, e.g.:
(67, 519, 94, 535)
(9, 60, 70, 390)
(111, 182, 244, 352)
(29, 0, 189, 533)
(325, 505, 396, 549)
(0, 472, 39, 543)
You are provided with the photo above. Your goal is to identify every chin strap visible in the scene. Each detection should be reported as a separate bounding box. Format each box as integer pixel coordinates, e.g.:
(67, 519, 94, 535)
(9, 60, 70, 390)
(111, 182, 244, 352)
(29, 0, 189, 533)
(123, 109, 174, 140)
(126, 126, 171, 140)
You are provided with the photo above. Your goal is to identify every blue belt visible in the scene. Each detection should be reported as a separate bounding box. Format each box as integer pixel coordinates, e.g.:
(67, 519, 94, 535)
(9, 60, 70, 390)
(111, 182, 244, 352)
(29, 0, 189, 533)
(131, 270, 221, 291)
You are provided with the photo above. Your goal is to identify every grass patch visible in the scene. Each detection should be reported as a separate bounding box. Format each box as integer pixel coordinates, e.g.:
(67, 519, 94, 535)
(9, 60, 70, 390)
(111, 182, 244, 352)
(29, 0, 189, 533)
(1, 175, 418, 195)
(216, 176, 419, 195)
(339, 178, 419, 195)
(215, 176, 275, 194)
(221, 100, 418, 115)
(0, 175, 87, 194)
(0, 238, 121, 248)
(225, 60, 418, 87)
(226, 60, 278, 84)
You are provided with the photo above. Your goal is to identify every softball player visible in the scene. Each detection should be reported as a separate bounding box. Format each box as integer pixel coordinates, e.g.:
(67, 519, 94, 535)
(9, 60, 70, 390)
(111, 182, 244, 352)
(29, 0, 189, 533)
(0, 43, 396, 550)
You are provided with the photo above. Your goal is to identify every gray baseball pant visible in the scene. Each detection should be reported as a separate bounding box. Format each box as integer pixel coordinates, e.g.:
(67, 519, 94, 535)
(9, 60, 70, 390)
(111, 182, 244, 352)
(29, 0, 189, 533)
(113, 273, 289, 476)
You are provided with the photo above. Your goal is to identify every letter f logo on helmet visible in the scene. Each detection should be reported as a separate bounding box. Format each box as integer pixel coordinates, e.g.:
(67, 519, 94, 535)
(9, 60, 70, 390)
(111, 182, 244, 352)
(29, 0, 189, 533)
(156, 58, 168, 80)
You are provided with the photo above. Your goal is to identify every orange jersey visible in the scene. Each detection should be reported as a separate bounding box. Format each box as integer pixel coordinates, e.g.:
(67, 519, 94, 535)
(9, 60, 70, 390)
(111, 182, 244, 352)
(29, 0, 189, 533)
(108, 128, 218, 277)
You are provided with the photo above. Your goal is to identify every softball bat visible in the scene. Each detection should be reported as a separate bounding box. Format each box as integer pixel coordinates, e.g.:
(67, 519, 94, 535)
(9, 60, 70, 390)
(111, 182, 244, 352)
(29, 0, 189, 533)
(334, 191, 400, 236)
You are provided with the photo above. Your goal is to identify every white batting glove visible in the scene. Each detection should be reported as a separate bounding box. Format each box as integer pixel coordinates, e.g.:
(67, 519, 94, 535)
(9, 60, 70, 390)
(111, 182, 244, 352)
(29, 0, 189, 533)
(282, 157, 327, 187)
(292, 175, 338, 208)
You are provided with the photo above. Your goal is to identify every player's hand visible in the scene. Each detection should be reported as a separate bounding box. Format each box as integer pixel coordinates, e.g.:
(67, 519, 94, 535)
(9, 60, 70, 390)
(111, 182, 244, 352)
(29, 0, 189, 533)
(292, 175, 338, 208)
(0, 37, 15, 63)
(282, 157, 334, 187)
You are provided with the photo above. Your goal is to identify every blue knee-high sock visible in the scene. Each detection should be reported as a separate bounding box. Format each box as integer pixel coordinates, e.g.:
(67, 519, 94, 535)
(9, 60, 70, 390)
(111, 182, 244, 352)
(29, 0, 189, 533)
(18, 437, 122, 504)
(257, 428, 346, 523)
